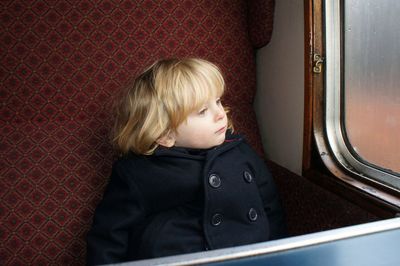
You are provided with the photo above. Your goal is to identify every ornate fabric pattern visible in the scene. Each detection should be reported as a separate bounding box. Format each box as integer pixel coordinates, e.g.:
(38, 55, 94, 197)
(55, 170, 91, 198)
(0, 0, 274, 265)
(248, 0, 275, 48)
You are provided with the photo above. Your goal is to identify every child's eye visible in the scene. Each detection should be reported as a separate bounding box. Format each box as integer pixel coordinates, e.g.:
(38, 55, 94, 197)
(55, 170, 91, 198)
(198, 108, 207, 115)
(216, 98, 222, 105)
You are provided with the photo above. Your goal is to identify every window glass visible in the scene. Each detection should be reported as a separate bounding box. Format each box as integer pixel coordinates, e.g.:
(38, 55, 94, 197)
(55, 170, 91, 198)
(343, 0, 400, 174)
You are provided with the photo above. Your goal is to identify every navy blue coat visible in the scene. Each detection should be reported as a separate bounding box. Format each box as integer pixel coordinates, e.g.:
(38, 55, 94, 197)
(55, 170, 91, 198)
(86, 133, 286, 265)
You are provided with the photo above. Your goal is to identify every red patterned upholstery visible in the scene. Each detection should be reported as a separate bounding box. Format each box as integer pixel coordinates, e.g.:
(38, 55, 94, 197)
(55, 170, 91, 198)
(248, 0, 275, 48)
(1, 1, 275, 265)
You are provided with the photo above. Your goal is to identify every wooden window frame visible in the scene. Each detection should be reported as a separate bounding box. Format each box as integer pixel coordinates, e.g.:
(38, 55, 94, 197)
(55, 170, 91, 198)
(303, 0, 400, 218)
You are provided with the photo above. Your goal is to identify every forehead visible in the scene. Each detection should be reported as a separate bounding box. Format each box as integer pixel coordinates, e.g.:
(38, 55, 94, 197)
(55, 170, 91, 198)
(189, 68, 224, 93)
(186, 80, 223, 107)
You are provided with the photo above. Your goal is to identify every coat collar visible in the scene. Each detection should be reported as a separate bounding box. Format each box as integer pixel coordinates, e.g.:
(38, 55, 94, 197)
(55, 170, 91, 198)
(153, 130, 243, 160)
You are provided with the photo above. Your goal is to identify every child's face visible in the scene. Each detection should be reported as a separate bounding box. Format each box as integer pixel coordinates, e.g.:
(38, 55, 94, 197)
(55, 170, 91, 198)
(173, 96, 228, 149)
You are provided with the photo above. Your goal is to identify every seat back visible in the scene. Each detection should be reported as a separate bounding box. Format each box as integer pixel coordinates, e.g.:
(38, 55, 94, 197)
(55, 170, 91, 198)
(0, 1, 275, 264)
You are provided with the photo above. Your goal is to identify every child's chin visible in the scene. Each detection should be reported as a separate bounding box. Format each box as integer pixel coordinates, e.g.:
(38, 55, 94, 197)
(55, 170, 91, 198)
(215, 137, 226, 146)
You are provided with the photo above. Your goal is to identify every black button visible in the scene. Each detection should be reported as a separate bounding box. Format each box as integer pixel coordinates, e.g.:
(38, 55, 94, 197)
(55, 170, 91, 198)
(209, 174, 221, 188)
(243, 171, 253, 183)
(211, 213, 223, 226)
(248, 208, 258, 221)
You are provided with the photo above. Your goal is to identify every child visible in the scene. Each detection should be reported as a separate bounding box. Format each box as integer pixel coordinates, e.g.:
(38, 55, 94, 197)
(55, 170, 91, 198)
(86, 58, 286, 265)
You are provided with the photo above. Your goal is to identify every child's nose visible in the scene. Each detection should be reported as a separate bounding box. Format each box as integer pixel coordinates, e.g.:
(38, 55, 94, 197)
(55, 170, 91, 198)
(214, 107, 225, 121)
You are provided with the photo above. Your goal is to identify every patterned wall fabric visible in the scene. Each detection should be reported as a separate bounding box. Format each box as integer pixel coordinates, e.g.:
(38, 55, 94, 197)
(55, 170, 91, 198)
(0, 0, 274, 265)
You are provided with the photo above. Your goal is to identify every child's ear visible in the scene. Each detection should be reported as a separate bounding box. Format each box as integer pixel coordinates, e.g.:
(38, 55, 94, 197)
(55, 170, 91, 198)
(156, 132, 176, 147)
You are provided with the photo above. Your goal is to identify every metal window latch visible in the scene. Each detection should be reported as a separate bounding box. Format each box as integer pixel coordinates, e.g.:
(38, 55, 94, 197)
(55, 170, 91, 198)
(313, 53, 324, 74)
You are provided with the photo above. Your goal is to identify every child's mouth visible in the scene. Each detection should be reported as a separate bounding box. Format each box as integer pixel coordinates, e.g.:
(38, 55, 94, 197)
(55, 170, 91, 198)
(215, 126, 226, 134)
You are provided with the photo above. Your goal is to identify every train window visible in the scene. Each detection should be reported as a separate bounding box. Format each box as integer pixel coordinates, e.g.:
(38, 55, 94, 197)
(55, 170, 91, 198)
(324, 0, 400, 190)
(343, 1, 400, 176)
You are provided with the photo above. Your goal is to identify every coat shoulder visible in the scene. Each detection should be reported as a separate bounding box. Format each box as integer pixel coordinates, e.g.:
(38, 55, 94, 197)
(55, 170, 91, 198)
(112, 153, 148, 178)
(235, 139, 264, 162)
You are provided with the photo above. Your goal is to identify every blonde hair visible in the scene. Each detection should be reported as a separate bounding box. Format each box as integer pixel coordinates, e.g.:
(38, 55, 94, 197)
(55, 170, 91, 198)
(112, 58, 232, 155)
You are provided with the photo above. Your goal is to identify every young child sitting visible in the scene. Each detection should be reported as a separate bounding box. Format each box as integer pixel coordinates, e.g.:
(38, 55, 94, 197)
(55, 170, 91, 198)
(86, 58, 286, 265)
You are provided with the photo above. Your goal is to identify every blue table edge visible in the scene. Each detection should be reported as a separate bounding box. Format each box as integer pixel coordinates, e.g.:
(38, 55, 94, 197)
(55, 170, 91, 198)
(108, 217, 400, 266)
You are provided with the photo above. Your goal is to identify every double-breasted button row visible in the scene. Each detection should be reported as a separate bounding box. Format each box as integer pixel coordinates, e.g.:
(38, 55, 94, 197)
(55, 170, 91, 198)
(209, 171, 253, 188)
(210, 209, 258, 226)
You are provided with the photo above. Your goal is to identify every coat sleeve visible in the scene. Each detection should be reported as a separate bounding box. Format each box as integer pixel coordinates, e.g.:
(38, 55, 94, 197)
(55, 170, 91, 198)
(243, 143, 287, 240)
(86, 160, 147, 265)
